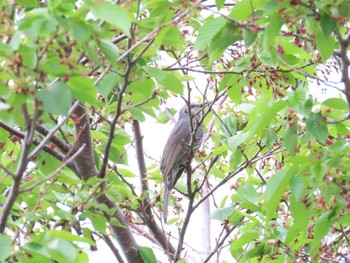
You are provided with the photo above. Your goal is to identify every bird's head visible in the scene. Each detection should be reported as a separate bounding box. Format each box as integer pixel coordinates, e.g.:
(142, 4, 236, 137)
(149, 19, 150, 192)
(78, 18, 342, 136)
(179, 103, 207, 119)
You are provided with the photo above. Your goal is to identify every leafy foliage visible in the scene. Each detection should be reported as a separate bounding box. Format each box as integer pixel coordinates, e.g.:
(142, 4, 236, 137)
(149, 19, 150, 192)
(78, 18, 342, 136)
(0, 0, 350, 262)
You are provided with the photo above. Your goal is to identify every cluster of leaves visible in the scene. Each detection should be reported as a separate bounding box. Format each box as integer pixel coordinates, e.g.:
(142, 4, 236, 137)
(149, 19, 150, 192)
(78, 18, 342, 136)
(194, 0, 350, 262)
(0, 0, 350, 262)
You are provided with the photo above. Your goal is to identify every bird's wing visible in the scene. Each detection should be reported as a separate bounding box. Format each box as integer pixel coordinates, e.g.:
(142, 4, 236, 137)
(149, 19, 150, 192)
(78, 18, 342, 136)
(160, 119, 191, 178)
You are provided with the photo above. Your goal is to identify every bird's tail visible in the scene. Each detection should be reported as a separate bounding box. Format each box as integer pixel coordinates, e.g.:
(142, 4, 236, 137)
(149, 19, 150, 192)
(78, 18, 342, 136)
(163, 184, 169, 223)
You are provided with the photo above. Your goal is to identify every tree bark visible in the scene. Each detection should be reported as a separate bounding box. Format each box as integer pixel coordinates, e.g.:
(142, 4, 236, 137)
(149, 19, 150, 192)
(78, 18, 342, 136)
(72, 102, 143, 263)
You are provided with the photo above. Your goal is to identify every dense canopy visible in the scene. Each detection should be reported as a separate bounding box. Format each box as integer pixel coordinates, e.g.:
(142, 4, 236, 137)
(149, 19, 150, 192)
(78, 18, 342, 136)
(0, 0, 350, 262)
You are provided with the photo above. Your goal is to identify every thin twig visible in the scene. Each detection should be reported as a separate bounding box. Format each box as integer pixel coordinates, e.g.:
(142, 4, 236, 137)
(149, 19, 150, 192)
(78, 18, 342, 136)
(194, 146, 284, 211)
(120, 93, 157, 115)
(19, 144, 86, 193)
(117, 0, 203, 63)
(0, 120, 73, 170)
(0, 103, 39, 233)
(203, 226, 236, 263)
(36, 124, 71, 153)
(93, 232, 125, 263)
(0, 164, 16, 178)
(28, 101, 80, 160)
(131, 39, 155, 63)
(132, 120, 176, 258)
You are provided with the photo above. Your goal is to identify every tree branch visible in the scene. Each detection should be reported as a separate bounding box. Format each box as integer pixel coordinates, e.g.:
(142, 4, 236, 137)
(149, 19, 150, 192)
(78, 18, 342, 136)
(28, 101, 79, 160)
(203, 226, 236, 263)
(335, 29, 350, 113)
(99, 58, 131, 179)
(0, 103, 39, 233)
(194, 146, 283, 211)
(93, 232, 125, 263)
(72, 102, 143, 263)
(36, 124, 71, 153)
(117, 0, 203, 63)
(0, 120, 74, 170)
(132, 120, 176, 258)
(19, 144, 86, 193)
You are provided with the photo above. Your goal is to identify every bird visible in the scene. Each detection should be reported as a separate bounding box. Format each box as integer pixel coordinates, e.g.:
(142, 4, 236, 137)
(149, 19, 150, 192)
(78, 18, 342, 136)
(160, 103, 204, 222)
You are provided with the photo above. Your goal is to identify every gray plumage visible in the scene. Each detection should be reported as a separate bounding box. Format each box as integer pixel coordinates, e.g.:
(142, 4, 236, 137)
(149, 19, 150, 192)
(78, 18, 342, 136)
(160, 104, 204, 222)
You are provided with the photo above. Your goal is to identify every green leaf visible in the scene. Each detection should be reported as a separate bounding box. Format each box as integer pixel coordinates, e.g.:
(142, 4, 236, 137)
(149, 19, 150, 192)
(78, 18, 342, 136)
(339, 212, 350, 225)
(156, 25, 184, 49)
(262, 128, 277, 149)
(230, 230, 260, 251)
(118, 168, 137, 178)
(242, 28, 258, 46)
(220, 74, 244, 104)
(289, 175, 304, 201)
(9, 31, 21, 51)
(212, 145, 230, 156)
(0, 234, 11, 261)
(67, 76, 99, 105)
(310, 211, 337, 259)
(69, 18, 91, 42)
(233, 57, 250, 73)
(219, 74, 236, 91)
(209, 23, 240, 63)
(47, 0, 64, 10)
(33, 231, 77, 263)
(139, 246, 157, 263)
(20, 9, 58, 38)
(282, 122, 297, 156)
(86, 41, 100, 63)
(320, 11, 336, 37)
(0, 41, 13, 56)
(315, 31, 336, 61)
(19, 45, 37, 69)
(229, 0, 262, 20)
(194, 16, 226, 50)
(90, 2, 132, 37)
(110, 218, 125, 228)
(229, 148, 242, 171)
(241, 243, 271, 261)
(211, 204, 235, 221)
(306, 113, 328, 144)
(228, 132, 249, 149)
(322, 98, 348, 111)
(48, 240, 76, 263)
(288, 90, 307, 116)
(260, 51, 278, 68)
(128, 79, 155, 103)
(105, 185, 124, 203)
(338, 0, 350, 17)
(215, 0, 225, 10)
(157, 111, 171, 123)
(234, 183, 260, 211)
(37, 81, 72, 116)
(80, 211, 107, 235)
(143, 66, 183, 94)
(129, 107, 146, 121)
(263, 167, 294, 220)
(263, 14, 282, 50)
(97, 72, 119, 99)
(222, 115, 237, 136)
(288, 196, 310, 243)
(245, 100, 287, 140)
(23, 242, 51, 260)
(44, 230, 95, 246)
(99, 39, 119, 67)
(17, 0, 38, 7)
